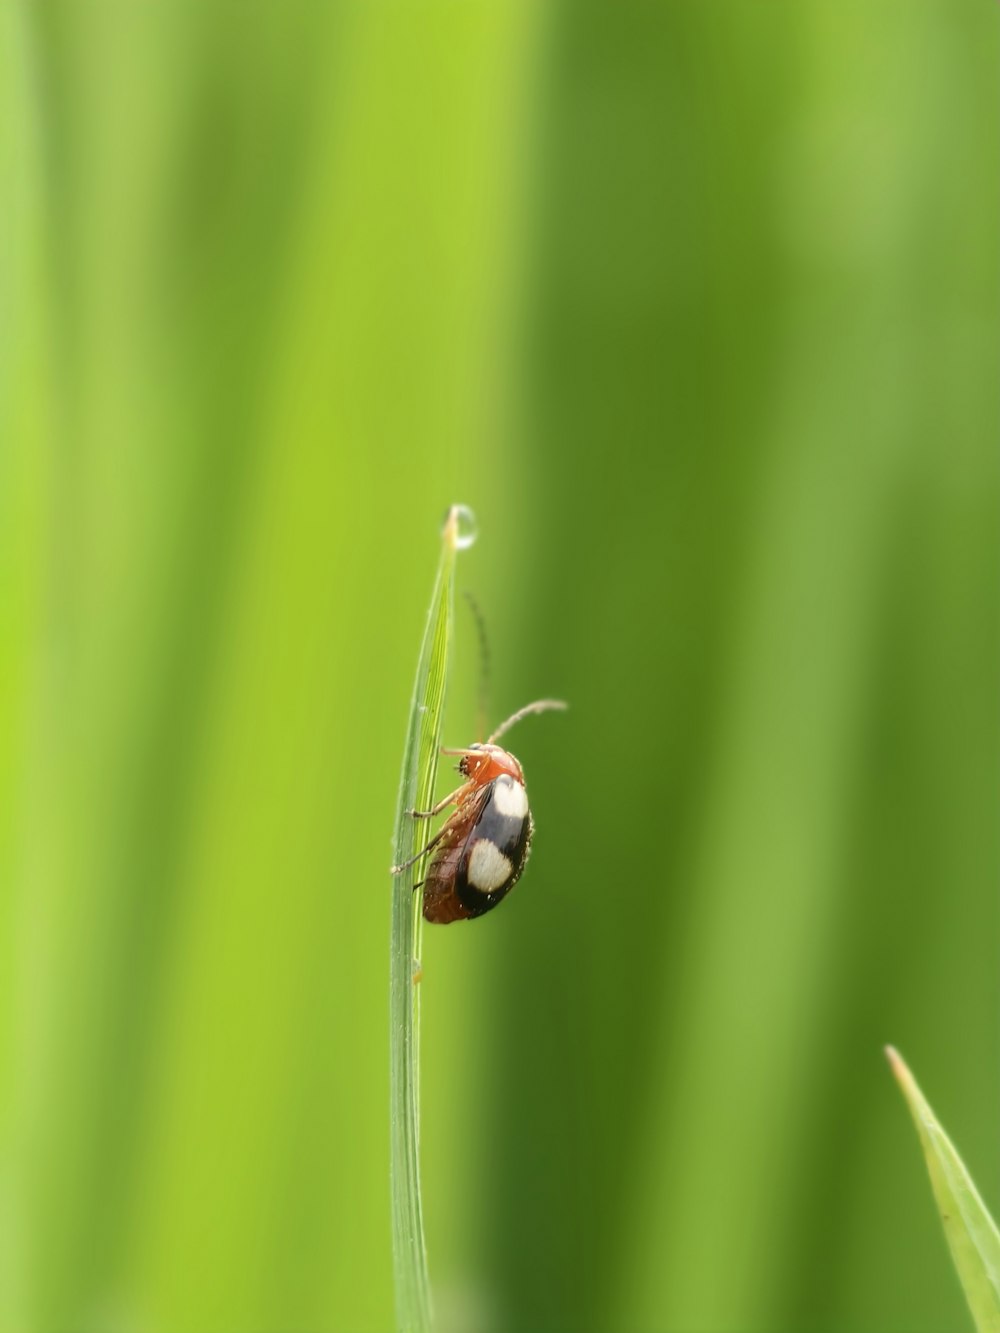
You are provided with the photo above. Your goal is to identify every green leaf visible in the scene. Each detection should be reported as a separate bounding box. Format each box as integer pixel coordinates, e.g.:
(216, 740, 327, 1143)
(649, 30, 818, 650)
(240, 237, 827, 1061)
(389, 504, 475, 1333)
(887, 1046, 1000, 1332)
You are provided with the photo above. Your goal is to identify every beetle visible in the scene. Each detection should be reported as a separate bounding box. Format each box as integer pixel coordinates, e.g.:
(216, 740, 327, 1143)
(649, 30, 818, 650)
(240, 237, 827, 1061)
(392, 699, 566, 923)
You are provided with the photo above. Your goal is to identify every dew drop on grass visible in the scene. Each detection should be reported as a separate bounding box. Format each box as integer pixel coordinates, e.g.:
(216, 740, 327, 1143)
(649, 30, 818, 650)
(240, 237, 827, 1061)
(446, 503, 478, 551)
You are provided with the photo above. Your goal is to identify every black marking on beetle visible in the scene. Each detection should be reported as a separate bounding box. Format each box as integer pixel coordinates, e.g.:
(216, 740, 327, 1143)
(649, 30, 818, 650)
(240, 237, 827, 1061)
(455, 781, 533, 917)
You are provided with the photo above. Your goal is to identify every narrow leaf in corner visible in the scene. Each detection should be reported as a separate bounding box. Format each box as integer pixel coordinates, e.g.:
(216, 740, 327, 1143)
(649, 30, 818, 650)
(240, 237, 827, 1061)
(886, 1045, 1000, 1333)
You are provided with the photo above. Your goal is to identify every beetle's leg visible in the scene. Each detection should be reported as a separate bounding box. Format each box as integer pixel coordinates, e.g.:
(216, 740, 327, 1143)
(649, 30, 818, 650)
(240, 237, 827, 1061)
(407, 783, 468, 819)
(391, 821, 450, 875)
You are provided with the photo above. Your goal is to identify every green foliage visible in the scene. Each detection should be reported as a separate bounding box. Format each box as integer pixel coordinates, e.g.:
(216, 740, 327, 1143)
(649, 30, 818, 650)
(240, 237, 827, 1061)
(888, 1048, 1000, 1332)
(2, 5, 998, 1332)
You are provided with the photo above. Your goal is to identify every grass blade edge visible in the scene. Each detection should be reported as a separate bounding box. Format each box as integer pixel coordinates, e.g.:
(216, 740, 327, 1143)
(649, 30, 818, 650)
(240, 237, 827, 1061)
(389, 505, 467, 1333)
(886, 1045, 1000, 1333)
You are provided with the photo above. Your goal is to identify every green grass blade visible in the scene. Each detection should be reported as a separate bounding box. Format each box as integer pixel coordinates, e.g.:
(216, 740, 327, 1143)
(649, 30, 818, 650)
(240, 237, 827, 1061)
(389, 504, 474, 1333)
(887, 1047, 1000, 1331)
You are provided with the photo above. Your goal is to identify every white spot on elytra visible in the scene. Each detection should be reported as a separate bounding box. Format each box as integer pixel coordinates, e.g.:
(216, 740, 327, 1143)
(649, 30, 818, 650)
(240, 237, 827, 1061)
(492, 775, 528, 819)
(467, 839, 514, 893)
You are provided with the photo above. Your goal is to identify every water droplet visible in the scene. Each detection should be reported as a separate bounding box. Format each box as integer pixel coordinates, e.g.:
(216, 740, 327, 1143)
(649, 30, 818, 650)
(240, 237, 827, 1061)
(443, 503, 478, 551)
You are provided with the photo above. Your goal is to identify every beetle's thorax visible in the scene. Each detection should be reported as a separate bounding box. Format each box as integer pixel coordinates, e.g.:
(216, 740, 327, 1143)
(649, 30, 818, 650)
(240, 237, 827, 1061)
(460, 743, 524, 787)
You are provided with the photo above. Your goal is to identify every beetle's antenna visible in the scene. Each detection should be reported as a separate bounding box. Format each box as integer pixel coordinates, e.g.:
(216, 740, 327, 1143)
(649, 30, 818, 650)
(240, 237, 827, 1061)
(489, 699, 568, 744)
(463, 590, 491, 742)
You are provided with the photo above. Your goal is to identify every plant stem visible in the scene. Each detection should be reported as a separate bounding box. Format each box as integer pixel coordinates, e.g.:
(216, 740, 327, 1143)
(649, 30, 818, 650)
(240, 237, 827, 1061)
(389, 504, 472, 1333)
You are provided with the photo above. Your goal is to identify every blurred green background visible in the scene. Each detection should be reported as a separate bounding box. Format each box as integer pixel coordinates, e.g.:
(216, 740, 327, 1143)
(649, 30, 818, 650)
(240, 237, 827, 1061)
(3, 3, 998, 1331)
